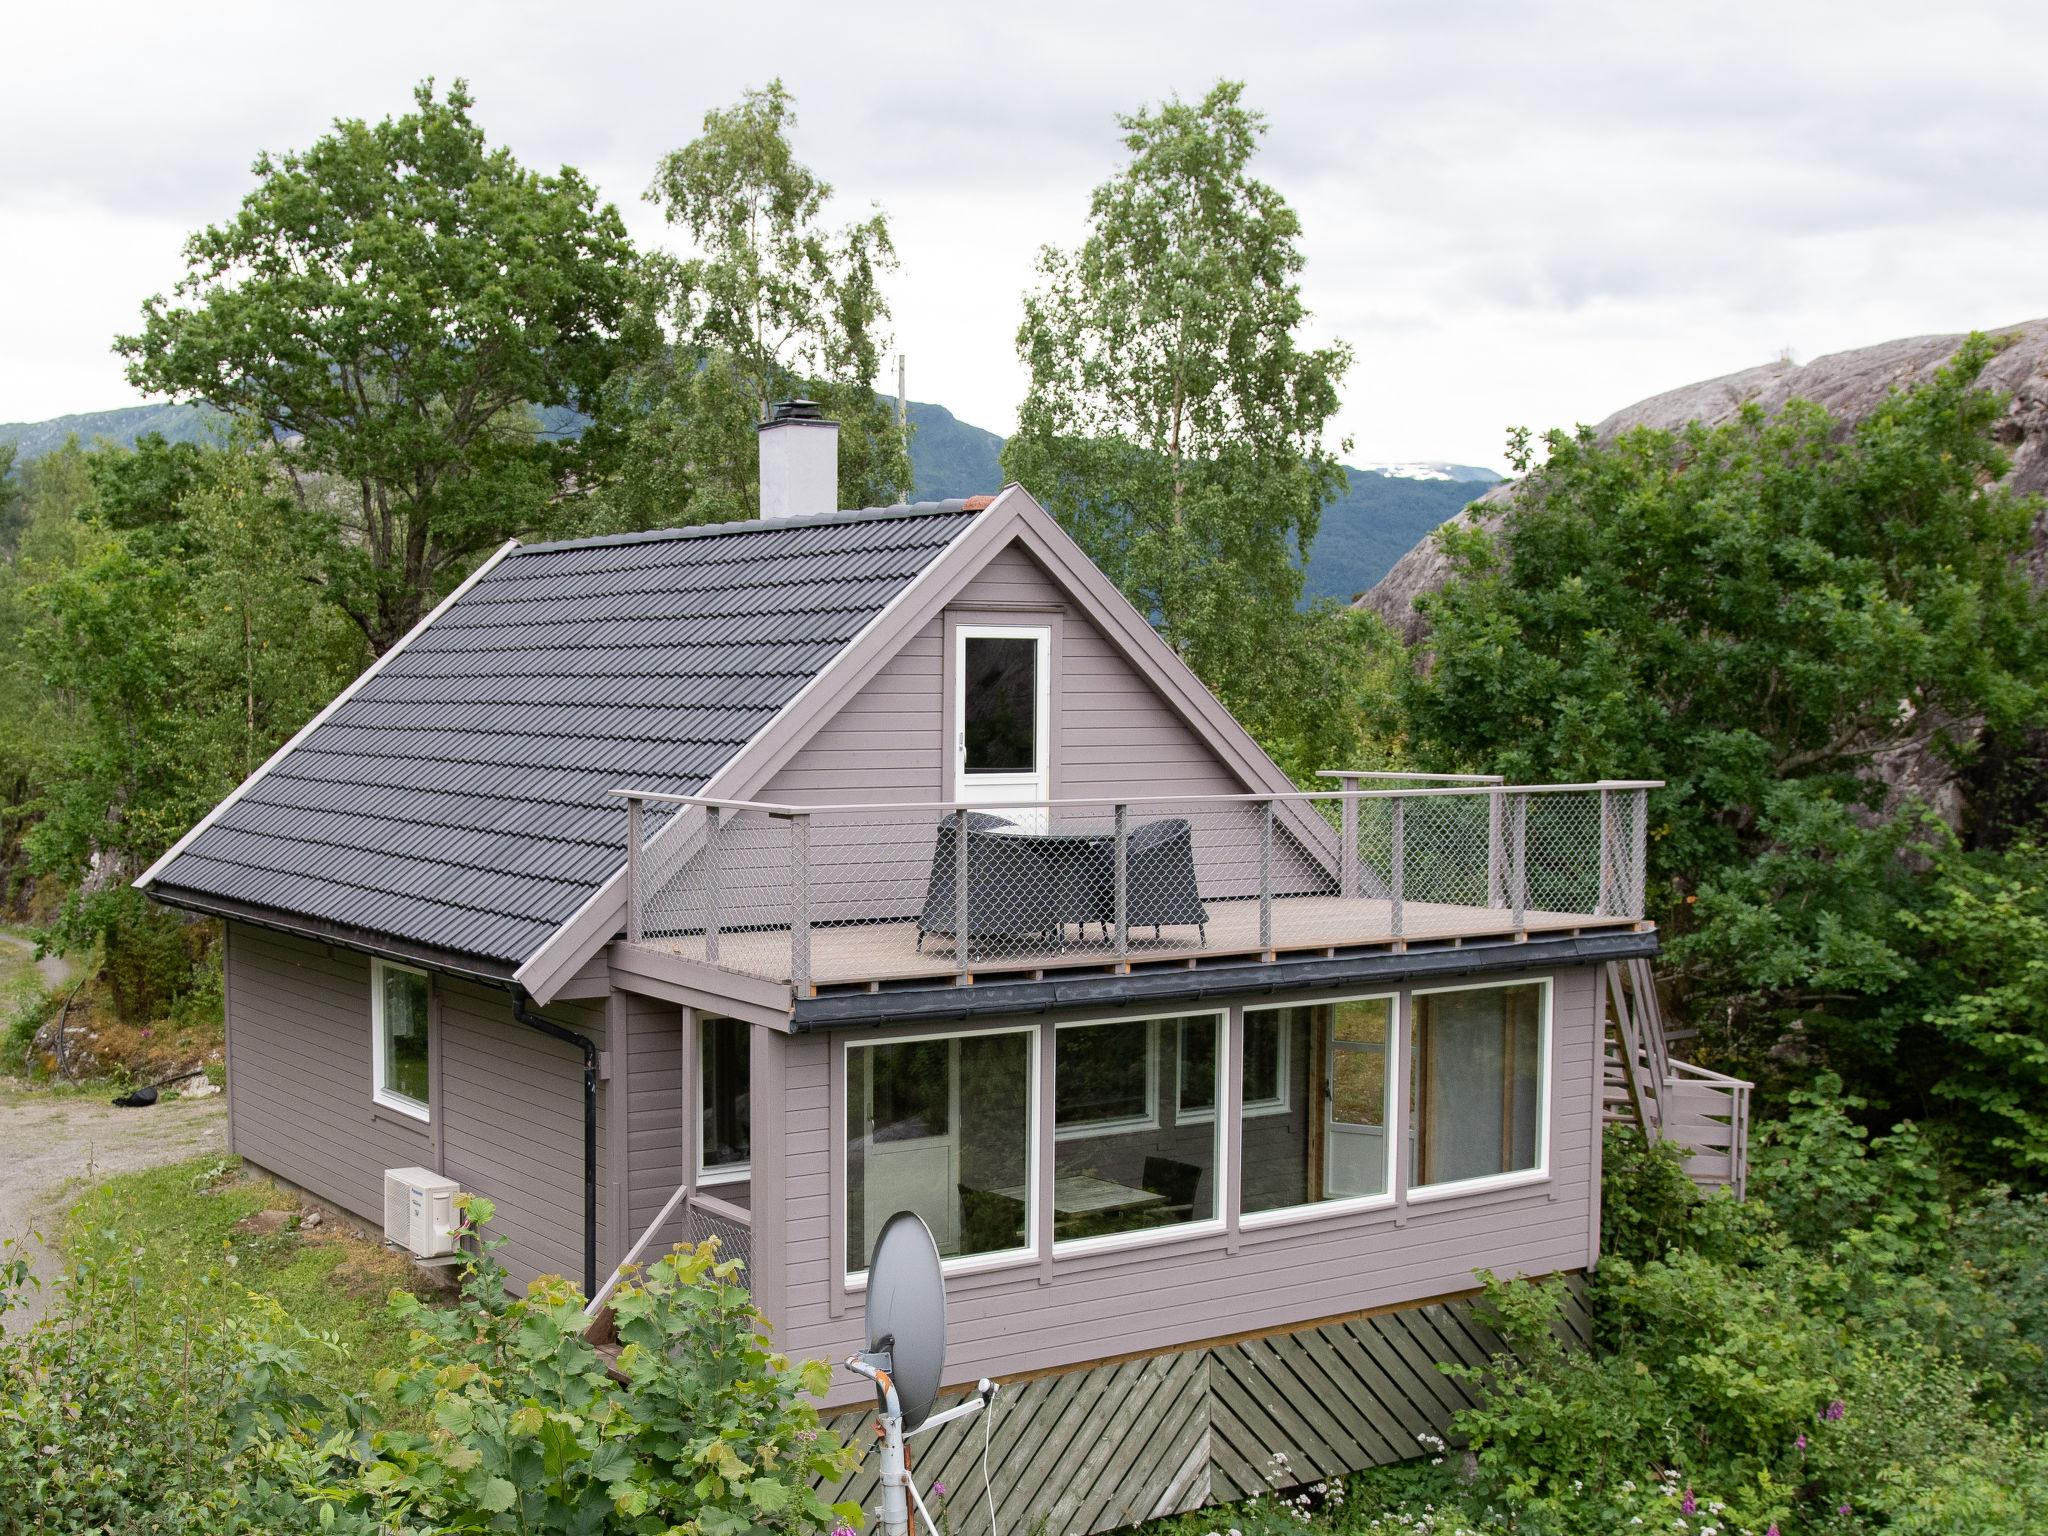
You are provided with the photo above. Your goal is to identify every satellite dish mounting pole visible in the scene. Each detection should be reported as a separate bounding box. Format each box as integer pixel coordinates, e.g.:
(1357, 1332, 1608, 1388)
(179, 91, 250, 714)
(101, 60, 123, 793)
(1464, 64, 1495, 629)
(851, 1212, 1001, 1536)
(845, 1353, 914, 1536)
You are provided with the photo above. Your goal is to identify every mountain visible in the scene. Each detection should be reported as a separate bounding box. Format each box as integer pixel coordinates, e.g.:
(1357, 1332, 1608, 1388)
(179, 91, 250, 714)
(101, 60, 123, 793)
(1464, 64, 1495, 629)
(0, 396, 1003, 498)
(0, 397, 1493, 600)
(1358, 319, 2048, 644)
(0, 402, 231, 460)
(1299, 465, 1499, 604)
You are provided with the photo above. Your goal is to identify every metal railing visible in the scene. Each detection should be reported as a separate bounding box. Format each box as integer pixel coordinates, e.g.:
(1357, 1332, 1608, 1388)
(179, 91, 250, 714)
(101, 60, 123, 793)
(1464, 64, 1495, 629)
(616, 778, 1659, 988)
(586, 1186, 754, 1316)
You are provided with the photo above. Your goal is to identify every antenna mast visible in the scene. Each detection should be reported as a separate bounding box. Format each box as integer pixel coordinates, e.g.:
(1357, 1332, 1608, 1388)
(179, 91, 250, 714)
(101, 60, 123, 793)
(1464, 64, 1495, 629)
(895, 352, 908, 505)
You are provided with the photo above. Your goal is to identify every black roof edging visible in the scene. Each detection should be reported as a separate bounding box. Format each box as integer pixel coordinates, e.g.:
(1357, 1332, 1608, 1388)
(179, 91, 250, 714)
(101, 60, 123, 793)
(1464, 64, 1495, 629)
(515, 500, 978, 557)
(786, 928, 1660, 1030)
(150, 884, 521, 986)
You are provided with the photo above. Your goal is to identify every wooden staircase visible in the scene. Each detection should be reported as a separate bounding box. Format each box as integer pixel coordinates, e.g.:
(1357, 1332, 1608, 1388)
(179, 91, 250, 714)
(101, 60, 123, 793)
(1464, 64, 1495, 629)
(1602, 958, 1752, 1198)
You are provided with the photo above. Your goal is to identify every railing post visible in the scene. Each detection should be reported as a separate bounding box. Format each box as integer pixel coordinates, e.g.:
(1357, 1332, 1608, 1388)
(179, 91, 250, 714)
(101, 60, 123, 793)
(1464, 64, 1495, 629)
(703, 806, 721, 964)
(1511, 792, 1528, 935)
(1114, 802, 1129, 963)
(625, 796, 644, 945)
(1630, 787, 1649, 919)
(1389, 795, 1406, 939)
(1338, 775, 1359, 899)
(954, 806, 970, 977)
(1259, 799, 1275, 952)
(788, 812, 811, 988)
(1486, 786, 1504, 909)
(1597, 786, 1616, 916)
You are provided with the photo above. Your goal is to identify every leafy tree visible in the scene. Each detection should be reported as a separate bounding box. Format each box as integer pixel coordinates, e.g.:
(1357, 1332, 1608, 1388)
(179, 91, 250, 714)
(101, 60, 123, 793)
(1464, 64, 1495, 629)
(1885, 838, 2048, 1179)
(1003, 80, 1353, 742)
(117, 79, 654, 654)
(598, 80, 909, 530)
(0, 444, 25, 557)
(1403, 336, 2048, 1043)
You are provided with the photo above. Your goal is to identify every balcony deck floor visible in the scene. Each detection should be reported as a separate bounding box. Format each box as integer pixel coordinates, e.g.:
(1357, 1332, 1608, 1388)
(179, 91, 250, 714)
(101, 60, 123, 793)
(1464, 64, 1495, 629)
(640, 894, 1645, 991)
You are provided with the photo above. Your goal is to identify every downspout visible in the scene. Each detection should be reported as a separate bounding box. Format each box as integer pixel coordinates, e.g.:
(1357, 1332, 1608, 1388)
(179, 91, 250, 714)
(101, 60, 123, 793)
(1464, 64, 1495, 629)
(508, 990, 599, 1300)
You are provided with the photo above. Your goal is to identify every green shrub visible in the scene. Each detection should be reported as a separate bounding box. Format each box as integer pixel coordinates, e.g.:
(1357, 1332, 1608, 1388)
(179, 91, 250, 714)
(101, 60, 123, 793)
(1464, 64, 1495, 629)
(0, 1217, 373, 1533)
(355, 1197, 860, 1533)
(0, 968, 51, 1073)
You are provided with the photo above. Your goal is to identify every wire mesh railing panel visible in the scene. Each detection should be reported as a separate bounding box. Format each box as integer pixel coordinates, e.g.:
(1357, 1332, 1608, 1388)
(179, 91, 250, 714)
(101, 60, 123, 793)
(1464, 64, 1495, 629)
(680, 1197, 752, 1278)
(621, 784, 1653, 985)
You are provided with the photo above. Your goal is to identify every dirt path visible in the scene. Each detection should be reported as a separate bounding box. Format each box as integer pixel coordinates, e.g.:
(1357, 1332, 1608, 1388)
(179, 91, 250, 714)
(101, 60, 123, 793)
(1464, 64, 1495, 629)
(0, 1085, 227, 1330)
(0, 928, 75, 992)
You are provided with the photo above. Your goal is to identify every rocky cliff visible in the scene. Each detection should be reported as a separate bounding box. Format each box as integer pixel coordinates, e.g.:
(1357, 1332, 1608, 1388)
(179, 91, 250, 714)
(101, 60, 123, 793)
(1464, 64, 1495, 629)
(1358, 319, 2048, 643)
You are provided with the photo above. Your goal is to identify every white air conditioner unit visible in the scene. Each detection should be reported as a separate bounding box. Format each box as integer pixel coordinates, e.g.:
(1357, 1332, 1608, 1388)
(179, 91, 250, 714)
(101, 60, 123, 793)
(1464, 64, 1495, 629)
(382, 1167, 461, 1258)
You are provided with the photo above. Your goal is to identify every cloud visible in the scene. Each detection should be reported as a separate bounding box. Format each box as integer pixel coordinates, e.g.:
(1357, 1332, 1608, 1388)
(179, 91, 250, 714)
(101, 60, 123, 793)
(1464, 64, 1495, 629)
(3, 0, 2044, 462)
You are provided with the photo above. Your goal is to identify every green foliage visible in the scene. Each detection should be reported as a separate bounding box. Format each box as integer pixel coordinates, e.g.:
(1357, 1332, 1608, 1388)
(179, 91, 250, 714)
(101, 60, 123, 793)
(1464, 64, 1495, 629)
(598, 79, 909, 531)
(1004, 80, 1358, 769)
(117, 78, 655, 654)
(1376, 1084, 2048, 1535)
(0, 1210, 376, 1533)
(1404, 336, 2048, 1048)
(1887, 837, 2048, 1175)
(364, 1217, 859, 1534)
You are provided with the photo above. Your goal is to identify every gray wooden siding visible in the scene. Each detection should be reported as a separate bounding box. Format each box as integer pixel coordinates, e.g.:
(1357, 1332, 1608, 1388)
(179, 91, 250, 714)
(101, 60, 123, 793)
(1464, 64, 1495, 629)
(770, 964, 1600, 1401)
(623, 994, 690, 1255)
(223, 922, 609, 1290)
(753, 537, 1318, 929)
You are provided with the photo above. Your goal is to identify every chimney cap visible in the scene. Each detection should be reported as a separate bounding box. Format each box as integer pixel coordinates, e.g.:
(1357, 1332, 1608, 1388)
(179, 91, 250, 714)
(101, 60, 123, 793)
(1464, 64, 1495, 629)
(761, 398, 829, 429)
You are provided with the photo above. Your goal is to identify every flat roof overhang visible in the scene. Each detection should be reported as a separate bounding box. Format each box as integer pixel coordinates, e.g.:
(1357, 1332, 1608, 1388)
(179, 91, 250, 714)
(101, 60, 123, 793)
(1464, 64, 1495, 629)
(788, 927, 1659, 1031)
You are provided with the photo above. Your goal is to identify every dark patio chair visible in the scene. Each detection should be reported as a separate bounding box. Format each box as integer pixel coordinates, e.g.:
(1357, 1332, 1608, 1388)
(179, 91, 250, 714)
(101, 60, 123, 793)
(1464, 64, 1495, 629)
(917, 813, 1059, 950)
(1092, 817, 1208, 942)
(1141, 1155, 1205, 1223)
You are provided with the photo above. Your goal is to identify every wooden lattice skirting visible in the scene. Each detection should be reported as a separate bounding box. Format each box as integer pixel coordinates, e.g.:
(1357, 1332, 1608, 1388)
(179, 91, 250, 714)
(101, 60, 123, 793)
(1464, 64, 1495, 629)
(819, 1275, 1592, 1536)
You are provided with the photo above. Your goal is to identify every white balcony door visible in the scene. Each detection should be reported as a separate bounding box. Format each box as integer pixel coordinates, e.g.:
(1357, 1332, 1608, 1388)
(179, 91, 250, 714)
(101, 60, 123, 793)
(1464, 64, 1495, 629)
(954, 624, 1050, 833)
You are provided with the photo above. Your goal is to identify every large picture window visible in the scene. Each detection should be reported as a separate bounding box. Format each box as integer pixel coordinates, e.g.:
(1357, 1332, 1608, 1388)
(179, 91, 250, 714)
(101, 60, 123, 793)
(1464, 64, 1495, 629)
(371, 960, 431, 1120)
(1410, 981, 1546, 1192)
(1055, 1019, 1156, 1134)
(1053, 1013, 1222, 1245)
(845, 1030, 1034, 1277)
(700, 1017, 751, 1200)
(1240, 996, 1395, 1220)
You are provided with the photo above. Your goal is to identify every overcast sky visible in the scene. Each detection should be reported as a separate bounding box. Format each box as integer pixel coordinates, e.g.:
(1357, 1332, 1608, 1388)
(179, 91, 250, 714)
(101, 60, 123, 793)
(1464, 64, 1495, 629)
(4, 1, 2044, 467)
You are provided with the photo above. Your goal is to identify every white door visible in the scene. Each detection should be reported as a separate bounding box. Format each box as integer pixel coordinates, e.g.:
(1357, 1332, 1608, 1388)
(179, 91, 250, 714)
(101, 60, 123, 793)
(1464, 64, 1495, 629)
(954, 625, 1050, 833)
(1323, 1004, 1391, 1198)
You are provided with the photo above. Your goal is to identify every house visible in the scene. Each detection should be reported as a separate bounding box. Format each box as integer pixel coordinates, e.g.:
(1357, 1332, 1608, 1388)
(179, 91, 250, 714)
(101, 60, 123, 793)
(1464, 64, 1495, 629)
(137, 401, 1749, 1533)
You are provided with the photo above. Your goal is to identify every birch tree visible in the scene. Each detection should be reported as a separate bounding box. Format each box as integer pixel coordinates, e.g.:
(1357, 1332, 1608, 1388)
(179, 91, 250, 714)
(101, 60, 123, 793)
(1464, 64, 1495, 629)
(1003, 81, 1353, 694)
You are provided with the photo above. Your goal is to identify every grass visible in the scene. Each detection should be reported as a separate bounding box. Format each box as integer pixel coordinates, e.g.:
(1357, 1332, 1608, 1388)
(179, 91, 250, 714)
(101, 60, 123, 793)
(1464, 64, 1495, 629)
(59, 1153, 433, 1406)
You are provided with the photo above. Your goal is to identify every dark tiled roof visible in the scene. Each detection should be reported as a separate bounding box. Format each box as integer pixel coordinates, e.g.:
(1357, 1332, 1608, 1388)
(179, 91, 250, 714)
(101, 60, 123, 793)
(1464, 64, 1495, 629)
(149, 505, 980, 965)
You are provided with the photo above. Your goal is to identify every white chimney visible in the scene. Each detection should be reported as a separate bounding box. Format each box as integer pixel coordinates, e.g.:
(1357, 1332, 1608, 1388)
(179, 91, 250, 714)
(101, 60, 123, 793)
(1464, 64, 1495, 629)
(757, 399, 840, 520)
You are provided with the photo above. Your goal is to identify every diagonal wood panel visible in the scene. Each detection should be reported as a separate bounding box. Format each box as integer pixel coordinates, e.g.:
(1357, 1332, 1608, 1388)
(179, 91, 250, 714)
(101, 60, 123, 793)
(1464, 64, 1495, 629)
(818, 1279, 1592, 1535)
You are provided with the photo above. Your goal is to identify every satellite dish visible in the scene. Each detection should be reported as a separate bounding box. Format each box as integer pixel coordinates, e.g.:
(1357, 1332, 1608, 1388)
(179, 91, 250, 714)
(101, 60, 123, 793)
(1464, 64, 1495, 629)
(864, 1211, 947, 1431)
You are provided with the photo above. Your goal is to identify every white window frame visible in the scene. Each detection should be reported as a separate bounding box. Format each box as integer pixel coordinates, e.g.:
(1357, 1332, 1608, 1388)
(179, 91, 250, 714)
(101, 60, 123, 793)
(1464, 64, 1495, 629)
(953, 623, 1052, 812)
(842, 1024, 1041, 1290)
(1404, 977, 1553, 1203)
(1176, 1012, 1290, 1123)
(1051, 1009, 1229, 1259)
(1053, 1017, 1160, 1139)
(370, 957, 431, 1122)
(697, 1016, 750, 1188)
(1238, 993, 1400, 1230)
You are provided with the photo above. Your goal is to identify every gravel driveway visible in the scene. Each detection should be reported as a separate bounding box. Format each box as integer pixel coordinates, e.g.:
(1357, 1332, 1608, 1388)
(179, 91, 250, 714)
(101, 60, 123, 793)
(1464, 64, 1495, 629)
(0, 1084, 227, 1330)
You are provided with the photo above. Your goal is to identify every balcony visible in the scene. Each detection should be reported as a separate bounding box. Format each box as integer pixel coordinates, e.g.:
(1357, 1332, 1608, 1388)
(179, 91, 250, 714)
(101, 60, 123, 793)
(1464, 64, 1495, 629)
(615, 775, 1660, 995)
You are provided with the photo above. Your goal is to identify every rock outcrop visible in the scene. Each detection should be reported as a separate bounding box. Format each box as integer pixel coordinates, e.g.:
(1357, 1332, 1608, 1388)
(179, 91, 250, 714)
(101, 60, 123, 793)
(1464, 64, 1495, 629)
(1358, 319, 2048, 644)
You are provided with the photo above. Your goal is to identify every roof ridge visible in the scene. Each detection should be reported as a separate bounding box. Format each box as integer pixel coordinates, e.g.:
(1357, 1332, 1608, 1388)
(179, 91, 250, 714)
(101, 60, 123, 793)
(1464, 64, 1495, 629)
(515, 500, 983, 556)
